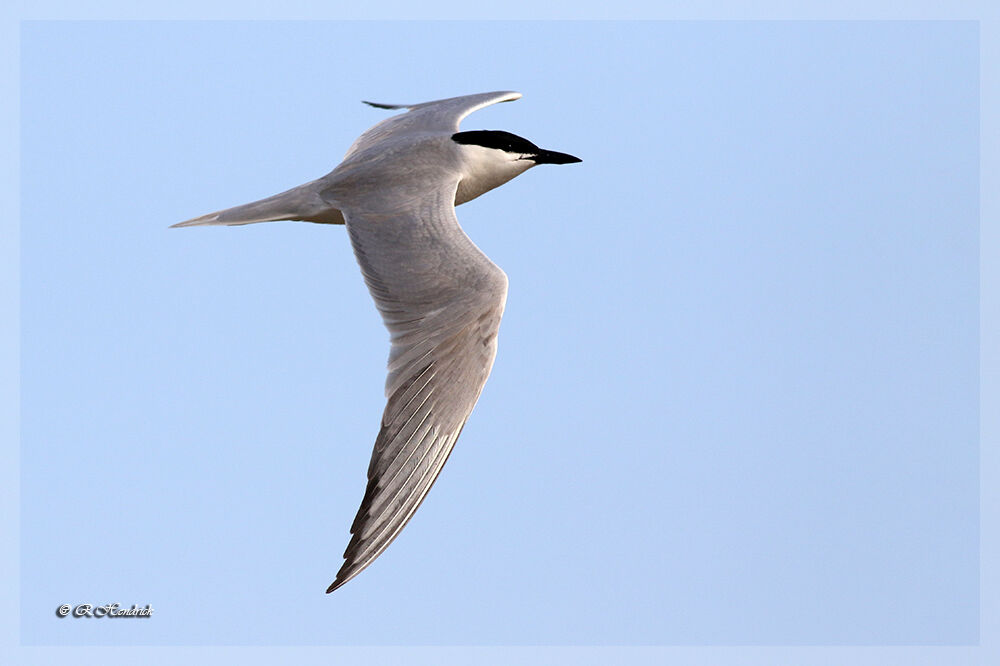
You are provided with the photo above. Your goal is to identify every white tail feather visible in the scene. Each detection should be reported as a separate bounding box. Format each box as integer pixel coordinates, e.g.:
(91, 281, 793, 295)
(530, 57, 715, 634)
(171, 179, 345, 228)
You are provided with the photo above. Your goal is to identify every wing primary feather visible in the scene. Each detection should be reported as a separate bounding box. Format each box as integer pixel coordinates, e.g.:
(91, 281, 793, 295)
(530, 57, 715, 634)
(328, 421, 469, 593)
(352, 433, 454, 559)
(339, 430, 458, 577)
(362, 100, 408, 110)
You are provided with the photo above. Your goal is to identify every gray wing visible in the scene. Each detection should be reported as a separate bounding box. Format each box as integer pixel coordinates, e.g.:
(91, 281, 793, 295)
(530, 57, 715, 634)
(328, 178, 508, 592)
(343, 91, 521, 160)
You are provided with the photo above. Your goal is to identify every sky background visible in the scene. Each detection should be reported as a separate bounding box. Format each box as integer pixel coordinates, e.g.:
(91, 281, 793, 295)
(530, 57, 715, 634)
(10, 14, 987, 660)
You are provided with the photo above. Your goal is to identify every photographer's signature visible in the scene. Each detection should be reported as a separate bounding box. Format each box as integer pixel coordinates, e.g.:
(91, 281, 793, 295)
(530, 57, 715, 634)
(57, 603, 153, 618)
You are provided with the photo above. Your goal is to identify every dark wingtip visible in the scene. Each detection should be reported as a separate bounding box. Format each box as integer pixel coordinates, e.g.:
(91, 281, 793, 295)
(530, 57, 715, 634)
(326, 566, 355, 594)
(362, 100, 406, 110)
(326, 555, 361, 593)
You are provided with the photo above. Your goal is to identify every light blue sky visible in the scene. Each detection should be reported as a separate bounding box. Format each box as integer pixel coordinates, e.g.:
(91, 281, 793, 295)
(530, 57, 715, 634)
(5, 4, 999, 666)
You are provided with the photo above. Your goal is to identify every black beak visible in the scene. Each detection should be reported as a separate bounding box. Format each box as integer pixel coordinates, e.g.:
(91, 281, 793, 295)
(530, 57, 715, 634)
(530, 149, 582, 165)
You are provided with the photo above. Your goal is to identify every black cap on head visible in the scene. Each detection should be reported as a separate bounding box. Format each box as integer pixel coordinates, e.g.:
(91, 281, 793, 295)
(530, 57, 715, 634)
(452, 130, 581, 164)
(452, 130, 540, 152)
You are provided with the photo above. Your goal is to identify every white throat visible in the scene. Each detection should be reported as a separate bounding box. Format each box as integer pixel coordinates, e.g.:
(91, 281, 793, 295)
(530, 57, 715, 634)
(455, 144, 534, 205)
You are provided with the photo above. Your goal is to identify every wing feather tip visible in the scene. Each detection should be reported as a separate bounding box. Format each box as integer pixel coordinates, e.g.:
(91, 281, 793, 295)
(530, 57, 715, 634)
(327, 555, 369, 593)
(363, 91, 521, 112)
(326, 576, 347, 594)
(362, 100, 406, 110)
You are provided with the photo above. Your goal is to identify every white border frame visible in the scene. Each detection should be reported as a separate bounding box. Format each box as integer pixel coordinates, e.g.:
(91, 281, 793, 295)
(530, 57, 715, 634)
(3, 3, 995, 664)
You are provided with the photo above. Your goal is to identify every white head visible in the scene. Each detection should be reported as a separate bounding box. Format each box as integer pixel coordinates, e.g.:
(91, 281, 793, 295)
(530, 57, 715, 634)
(451, 130, 581, 205)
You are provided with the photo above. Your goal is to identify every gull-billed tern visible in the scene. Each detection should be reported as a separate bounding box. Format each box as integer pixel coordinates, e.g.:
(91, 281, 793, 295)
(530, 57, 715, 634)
(173, 91, 581, 593)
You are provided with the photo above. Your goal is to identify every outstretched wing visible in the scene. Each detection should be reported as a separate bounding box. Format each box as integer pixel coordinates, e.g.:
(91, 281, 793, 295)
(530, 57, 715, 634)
(328, 178, 508, 592)
(343, 91, 522, 160)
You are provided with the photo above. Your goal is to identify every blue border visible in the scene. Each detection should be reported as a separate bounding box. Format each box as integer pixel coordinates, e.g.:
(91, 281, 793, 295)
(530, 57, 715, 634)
(3, 3, 997, 665)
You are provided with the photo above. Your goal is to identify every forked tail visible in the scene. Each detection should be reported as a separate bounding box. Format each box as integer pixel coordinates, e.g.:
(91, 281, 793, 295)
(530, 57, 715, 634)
(171, 180, 344, 227)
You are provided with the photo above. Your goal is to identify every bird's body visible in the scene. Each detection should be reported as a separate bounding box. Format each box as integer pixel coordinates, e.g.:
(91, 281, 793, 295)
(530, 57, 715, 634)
(173, 91, 580, 592)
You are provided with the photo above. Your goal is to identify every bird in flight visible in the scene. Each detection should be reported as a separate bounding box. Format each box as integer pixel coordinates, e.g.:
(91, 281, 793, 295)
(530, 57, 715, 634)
(173, 91, 581, 592)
